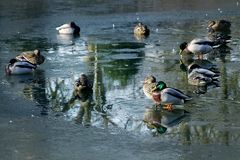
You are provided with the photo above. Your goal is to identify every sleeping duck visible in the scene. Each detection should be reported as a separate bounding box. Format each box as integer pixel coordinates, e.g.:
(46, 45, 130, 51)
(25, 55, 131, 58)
(179, 38, 229, 60)
(5, 59, 37, 75)
(134, 22, 150, 37)
(207, 20, 231, 33)
(56, 22, 80, 35)
(151, 81, 191, 111)
(187, 63, 220, 86)
(16, 49, 45, 65)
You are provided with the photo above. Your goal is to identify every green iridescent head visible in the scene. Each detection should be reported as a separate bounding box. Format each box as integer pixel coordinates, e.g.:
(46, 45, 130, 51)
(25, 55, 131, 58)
(156, 81, 167, 91)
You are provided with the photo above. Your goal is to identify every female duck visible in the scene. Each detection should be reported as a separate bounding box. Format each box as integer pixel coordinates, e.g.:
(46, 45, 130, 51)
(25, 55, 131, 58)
(143, 75, 157, 99)
(5, 59, 37, 75)
(151, 81, 191, 110)
(208, 20, 231, 33)
(187, 63, 220, 86)
(134, 22, 150, 37)
(16, 49, 45, 65)
(56, 22, 80, 35)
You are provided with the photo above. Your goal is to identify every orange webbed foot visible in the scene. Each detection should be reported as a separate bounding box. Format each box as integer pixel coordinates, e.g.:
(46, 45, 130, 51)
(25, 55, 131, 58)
(163, 104, 173, 111)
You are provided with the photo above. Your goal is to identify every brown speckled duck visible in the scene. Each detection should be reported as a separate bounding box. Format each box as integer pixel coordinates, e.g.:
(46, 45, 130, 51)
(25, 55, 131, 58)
(143, 75, 157, 99)
(134, 22, 150, 37)
(16, 49, 45, 65)
(207, 20, 231, 33)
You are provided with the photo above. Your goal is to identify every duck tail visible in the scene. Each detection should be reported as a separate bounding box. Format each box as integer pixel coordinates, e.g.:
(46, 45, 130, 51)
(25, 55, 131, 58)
(213, 39, 231, 48)
(184, 96, 192, 102)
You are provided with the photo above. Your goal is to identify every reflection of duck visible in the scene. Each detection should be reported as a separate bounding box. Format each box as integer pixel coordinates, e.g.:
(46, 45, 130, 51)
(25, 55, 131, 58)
(207, 20, 231, 33)
(134, 22, 150, 37)
(180, 54, 219, 73)
(143, 107, 189, 134)
(187, 63, 220, 87)
(5, 59, 37, 75)
(16, 49, 45, 65)
(151, 81, 191, 110)
(56, 22, 80, 35)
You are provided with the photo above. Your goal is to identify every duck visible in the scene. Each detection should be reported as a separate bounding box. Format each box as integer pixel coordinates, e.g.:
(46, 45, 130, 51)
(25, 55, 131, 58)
(179, 38, 226, 60)
(187, 63, 220, 87)
(5, 59, 37, 75)
(74, 73, 93, 101)
(151, 81, 192, 111)
(207, 20, 231, 33)
(62, 74, 93, 112)
(143, 75, 157, 99)
(15, 49, 45, 65)
(56, 22, 80, 35)
(134, 22, 150, 37)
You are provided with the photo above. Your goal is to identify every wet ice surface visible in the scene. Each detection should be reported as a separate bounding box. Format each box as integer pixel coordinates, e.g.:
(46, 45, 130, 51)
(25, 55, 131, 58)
(1, 0, 240, 159)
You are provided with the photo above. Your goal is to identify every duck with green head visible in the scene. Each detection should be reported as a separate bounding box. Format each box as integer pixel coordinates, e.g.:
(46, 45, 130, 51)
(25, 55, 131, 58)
(151, 81, 192, 111)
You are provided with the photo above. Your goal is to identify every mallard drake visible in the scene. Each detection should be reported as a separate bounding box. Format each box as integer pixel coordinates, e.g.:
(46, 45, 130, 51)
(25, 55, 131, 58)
(5, 59, 37, 75)
(179, 38, 224, 59)
(16, 49, 45, 65)
(56, 22, 80, 35)
(187, 63, 220, 86)
(151, 81, 191, 110)
(134, 22, 150, 37)
(143, 75, 157, 99)
(208, 20, 231, 33)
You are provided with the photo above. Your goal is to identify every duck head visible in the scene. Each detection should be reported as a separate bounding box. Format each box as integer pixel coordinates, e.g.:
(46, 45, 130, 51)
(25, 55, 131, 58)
(134, 22, 150, 36)
(70, 22, 77, 28)
(152, 81, 167, 92)
(144, 75, 156, 84)
(208, 20, 231, 33)
(34, 49, 45, 65)
(179, 42, 188, 55)
(75, 73, 90, 87)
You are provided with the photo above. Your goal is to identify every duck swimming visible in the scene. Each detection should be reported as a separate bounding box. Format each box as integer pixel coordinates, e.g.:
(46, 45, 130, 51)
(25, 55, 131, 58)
(187, 63, 220, 87)
(5, 59, 37, 75)
(151, 80, 191, 111)
(16, 49, 45, 65)
(134, 22, 150, 37)
(56, 22, 80, 35)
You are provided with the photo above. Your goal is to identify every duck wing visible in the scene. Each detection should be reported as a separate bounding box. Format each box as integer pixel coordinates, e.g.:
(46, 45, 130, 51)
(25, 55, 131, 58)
(194, 68, 217, 77)
(56, 23, 71, 30)
(162, 88, 191, 101)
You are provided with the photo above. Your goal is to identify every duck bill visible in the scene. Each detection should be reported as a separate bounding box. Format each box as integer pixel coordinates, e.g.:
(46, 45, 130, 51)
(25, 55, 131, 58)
(179, 49, 183, 55)
(151, 86, 157, 92)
